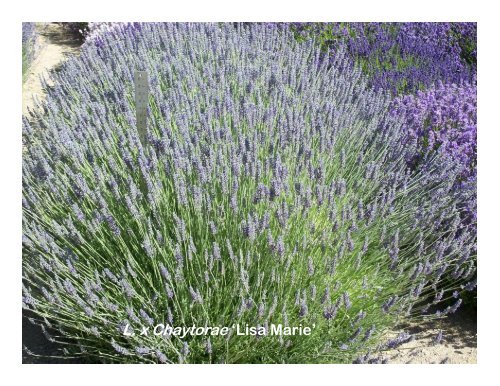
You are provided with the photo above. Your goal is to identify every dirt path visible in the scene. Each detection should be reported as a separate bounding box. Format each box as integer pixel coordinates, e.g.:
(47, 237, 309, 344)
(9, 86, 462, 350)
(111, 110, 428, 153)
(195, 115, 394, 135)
(22, 23, 81, 116)
(383, 308, 477, 364)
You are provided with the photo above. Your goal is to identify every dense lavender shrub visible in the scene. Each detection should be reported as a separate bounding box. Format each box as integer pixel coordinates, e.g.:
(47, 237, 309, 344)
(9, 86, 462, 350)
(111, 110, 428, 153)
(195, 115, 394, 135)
(77, 21, 479, 274)
(22, 23, 476, 363)
(22, 22, 37, 79)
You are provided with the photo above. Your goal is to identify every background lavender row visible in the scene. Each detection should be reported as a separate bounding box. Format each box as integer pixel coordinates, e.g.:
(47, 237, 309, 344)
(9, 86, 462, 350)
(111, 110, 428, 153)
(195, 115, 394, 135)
(289, 22, 476, 95)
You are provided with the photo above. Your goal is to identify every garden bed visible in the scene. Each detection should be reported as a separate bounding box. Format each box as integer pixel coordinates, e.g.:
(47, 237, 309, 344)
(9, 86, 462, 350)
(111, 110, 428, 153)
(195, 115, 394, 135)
(21, 22, 477, 364)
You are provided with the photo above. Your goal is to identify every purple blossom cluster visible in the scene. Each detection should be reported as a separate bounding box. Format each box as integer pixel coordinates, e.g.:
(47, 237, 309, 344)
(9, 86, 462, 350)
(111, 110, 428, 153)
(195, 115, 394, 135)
(390, 81, 477, 224)
(83, 22, 137, 46)
(22, 23, 476, 364)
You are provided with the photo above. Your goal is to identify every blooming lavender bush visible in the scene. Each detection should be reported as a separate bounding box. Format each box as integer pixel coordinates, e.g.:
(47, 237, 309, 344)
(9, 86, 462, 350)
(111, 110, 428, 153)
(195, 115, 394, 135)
(22, 23, 476, 363)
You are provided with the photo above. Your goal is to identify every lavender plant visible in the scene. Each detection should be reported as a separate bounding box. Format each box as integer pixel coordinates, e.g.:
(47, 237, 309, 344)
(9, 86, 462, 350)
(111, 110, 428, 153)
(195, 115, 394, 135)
(22, 23, 476, 363)
(22, 22, 37, 80)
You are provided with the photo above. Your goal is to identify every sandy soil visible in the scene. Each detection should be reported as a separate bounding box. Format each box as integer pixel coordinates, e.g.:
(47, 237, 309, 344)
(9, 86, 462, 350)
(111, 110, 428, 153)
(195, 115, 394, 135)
(382, 308, 477, 364)
(22, 23, 81, 116)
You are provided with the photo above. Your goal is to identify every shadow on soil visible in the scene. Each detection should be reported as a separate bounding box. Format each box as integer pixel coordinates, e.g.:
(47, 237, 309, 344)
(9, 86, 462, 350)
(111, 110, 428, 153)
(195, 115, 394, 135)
(39, 24, 83, 49)
(22, 310, 86, 363)
(397, 305, 477, 350)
